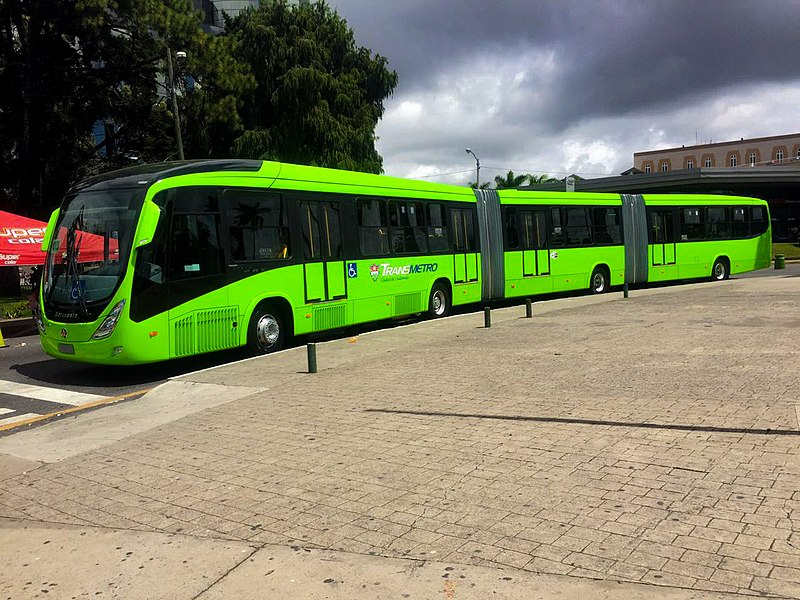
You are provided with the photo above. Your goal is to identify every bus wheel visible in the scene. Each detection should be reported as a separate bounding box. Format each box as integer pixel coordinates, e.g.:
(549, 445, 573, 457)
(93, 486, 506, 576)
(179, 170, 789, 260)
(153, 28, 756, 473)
(712, 258, 729, 281)
(428, 283, 451, 318)
(249, 307, 285, 353)
(590, 267, 609, 294)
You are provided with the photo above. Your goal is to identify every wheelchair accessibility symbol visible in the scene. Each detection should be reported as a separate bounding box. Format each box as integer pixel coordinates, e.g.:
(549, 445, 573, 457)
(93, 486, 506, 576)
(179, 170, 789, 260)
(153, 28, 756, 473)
(347, 263, 358, 278)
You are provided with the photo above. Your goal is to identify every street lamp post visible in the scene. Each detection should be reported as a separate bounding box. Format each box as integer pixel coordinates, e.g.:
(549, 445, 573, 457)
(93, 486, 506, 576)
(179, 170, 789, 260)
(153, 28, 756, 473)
(165, 47, 185, 161)
(465, 148, 480, 188)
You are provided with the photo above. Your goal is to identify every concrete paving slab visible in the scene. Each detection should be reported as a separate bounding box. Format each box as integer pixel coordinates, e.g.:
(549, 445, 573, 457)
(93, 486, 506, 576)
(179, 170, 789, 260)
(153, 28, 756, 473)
(198, 544, 741, 600)
(0, 522, 256, 600)
(0, 380, 266, 463)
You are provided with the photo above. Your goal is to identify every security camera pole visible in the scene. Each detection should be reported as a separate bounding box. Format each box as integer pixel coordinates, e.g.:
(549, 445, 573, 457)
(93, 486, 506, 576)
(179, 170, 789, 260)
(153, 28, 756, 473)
(165, 47, 185, 161)
(465, 148, 480, 188)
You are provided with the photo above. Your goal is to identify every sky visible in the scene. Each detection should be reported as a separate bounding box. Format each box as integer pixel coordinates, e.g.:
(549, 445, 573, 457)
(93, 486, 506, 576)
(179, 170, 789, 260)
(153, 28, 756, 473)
(326, 0, 800, 186)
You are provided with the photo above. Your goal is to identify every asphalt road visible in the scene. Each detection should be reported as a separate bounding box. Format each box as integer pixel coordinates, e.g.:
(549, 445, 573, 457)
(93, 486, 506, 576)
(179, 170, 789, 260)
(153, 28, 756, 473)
(1, 262, 795, 433)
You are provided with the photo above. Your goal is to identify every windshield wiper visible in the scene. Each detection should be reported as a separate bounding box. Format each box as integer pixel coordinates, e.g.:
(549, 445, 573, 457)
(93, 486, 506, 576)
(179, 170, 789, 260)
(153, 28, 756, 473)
(65, 208, 88, 316)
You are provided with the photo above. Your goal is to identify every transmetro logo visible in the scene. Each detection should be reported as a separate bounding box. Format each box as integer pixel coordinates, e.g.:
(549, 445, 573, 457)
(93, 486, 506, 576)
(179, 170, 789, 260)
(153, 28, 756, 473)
(370, 262, 439, 281)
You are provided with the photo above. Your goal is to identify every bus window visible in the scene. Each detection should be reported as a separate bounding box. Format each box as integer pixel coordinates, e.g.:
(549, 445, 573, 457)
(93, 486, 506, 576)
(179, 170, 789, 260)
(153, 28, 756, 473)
(450, 208, 476, 252)
(427, 203, 449, 252)
(389, 201, 427, 254)
(357, 198, 388, 256)
(321, 203, 343, 258)
(300, 201, 341, 260)
(706, 207, 728, 239)
(750, 206, 768, 236)
(564, 207, 590, 246)
(300, 202, 321, 259)
(170, 213, 224, 280)
(504, 207, 519, 249)
(732, 207, 748, 238)
(681, 208, 704, 241)
(594, 207, 621, 245)
(519, 210, 547, 249)
(550, 207, 565, 247)
(224, 190, 289, 261)
(131, 192, 169, 322)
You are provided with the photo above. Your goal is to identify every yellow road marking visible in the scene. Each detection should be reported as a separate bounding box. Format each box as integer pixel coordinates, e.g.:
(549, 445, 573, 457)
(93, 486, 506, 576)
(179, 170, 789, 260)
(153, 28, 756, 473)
(0, 388, 155, 433)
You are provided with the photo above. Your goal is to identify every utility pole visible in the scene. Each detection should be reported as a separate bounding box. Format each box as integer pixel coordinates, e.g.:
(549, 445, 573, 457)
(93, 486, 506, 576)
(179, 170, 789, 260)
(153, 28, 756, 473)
(165, 47, 185, 161)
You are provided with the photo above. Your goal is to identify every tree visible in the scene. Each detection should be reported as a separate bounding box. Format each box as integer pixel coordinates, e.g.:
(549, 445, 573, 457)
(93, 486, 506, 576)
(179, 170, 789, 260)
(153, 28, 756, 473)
(494, 170, 529, 189)
(226, 0, 398, 173)
(468, 181, 491, 190)
(527, 173, 559, 185)
(0, 0, 253, 217)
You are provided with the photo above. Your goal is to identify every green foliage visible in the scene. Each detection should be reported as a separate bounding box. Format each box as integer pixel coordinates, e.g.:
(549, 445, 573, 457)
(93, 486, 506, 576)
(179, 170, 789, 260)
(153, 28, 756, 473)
(0, 0, 395, 217)
(494, 170, 529, 189)
(527, 173, 560, 185)
(226, 0, 398, 173)
(468, 181, 492, 190)
(1, 300, 31, 319)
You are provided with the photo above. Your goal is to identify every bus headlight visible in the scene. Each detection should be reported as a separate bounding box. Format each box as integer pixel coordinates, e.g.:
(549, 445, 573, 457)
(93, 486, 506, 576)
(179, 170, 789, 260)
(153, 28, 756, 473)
(92, 299, 126, 340)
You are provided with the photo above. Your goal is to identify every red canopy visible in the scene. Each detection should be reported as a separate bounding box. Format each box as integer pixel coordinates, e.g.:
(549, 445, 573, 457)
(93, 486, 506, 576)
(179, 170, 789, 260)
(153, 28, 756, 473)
(0, 210, 118, 266)
(0, 210, 48, 266)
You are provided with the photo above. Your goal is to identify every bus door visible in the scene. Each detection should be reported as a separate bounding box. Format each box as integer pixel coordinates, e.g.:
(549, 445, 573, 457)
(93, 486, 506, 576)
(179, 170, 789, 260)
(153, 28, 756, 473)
(300, 201, 346, 304)
(450, 207, 479, 284)
(521, 209, 550, 278)
(649, 208, 677, 281)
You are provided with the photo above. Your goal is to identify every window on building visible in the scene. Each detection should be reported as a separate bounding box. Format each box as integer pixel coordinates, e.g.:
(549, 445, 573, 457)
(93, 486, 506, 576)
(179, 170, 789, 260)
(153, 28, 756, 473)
(660, 162, 669, 172)
(776, 150, 784, 163)
(644, 164, 651, 174)
(686, 159, 694, 170)
(749, 152, 757, 166)
(729, 155, 737, 167)
(704, 157, 713, 167)
(796, 148, 800, 160)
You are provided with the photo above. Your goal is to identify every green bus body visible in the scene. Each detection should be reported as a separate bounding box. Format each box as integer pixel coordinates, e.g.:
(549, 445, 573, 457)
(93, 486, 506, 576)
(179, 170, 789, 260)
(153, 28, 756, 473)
(38, 160, 772, 365)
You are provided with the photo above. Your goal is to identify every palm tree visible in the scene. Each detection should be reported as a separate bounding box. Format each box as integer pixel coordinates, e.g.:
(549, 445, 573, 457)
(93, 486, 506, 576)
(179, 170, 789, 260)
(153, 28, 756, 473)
(527, 173, 560, 185)
(468, 181, 492, 189)
(494, 170, 528, 189)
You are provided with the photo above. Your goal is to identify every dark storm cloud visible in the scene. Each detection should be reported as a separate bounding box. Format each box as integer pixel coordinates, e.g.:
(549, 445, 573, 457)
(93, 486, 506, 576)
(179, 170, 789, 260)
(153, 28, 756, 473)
(330, 0, 800, 128)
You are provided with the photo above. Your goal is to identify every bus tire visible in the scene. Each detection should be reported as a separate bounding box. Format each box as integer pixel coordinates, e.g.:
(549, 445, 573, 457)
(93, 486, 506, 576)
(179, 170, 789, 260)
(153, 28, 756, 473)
(428, 282, 451, 318)
(590, 266, 609, 294)
(248, 305, 285, 354)
(711, 258, 729, 281)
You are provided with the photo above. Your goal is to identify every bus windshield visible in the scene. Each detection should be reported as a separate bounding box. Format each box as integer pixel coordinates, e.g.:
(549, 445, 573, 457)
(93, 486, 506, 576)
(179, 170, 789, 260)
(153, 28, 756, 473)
(43, 188, 144, 321)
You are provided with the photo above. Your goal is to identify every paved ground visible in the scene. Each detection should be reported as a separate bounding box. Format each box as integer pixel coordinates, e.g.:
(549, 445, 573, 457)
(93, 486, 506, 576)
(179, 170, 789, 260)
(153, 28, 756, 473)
(0, 273, 799, 599)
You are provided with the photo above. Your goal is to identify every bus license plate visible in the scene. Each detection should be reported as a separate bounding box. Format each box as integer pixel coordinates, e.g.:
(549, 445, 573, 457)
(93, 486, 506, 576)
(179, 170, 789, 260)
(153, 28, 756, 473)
(58, 343, 75, 355)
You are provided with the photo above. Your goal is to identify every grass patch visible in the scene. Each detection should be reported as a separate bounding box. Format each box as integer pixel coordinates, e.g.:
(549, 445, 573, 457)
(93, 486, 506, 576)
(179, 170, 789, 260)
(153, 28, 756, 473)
(773, 243, 800, 260)
(0, 296, 32, 319)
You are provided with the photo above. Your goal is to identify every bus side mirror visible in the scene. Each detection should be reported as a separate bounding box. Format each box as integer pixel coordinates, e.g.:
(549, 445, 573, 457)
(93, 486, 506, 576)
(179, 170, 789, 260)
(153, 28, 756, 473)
(135, 201, 162, 247)
(40, 208, 60, 252)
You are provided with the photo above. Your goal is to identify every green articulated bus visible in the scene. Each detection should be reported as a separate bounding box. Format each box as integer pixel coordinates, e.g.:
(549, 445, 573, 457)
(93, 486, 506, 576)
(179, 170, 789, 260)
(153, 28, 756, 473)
(37, 160, 772, 365)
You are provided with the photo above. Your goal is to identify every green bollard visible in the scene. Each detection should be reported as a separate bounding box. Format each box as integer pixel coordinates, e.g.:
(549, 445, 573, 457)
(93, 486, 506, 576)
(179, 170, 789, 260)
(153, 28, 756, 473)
(775, 254, 786, 269)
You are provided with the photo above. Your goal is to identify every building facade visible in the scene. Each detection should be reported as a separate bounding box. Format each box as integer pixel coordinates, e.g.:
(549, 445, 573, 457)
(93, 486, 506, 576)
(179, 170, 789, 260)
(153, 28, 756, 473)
(634, 133, 800, 174)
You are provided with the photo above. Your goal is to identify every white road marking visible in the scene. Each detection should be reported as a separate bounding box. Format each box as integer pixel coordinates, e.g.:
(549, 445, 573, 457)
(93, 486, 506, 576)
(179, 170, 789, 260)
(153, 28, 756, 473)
(0, 408, 15, 415)
(0, 380, 107, 407)
(0, 413, 40, 425)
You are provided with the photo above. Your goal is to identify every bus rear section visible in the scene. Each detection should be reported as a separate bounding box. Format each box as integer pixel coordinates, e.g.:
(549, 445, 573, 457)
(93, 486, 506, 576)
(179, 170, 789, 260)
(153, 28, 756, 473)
(641, 195, 772, 283)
